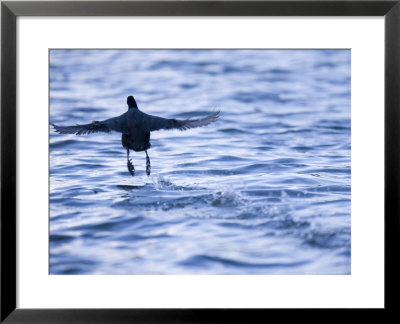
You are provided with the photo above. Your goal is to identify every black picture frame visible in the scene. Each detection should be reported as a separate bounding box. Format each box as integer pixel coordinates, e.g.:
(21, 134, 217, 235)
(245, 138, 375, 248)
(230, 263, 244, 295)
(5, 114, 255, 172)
(1, 0, 399, 322)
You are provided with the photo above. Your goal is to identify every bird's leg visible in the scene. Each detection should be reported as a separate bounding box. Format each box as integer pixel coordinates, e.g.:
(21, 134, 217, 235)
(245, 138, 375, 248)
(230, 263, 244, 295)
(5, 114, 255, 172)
(145, 150, 151, 176)
(127, 149, 135, 176)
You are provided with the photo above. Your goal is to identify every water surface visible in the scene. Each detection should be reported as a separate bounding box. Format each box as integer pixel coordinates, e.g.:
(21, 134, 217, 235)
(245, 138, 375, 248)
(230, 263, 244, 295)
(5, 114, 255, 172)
(50, 49, 351, 274)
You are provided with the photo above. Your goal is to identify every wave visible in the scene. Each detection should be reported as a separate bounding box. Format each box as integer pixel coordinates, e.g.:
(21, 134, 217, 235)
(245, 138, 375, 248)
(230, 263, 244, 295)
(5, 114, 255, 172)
(178, 254, 309, 271)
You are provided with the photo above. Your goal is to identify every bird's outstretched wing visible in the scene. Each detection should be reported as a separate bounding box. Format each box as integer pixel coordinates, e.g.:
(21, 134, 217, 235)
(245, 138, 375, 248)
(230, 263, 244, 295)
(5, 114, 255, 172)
(143, 111, 220, 132)
(52, 113, 130, 135)
(52, 121, 111, 135)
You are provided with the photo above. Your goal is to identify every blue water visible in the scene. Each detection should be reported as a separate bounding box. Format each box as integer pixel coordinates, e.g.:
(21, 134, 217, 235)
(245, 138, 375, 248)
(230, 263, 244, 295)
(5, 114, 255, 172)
(49, 49, 351, 275)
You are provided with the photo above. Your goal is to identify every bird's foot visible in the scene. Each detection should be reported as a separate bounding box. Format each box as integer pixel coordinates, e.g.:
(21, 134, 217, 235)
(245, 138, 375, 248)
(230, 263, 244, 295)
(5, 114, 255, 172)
(127, 159, 135, 176)
(146, 157, 151, 176)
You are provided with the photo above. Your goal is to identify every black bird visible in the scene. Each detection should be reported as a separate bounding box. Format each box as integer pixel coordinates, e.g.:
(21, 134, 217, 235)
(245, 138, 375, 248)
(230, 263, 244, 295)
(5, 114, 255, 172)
(52, 96, 219, 176)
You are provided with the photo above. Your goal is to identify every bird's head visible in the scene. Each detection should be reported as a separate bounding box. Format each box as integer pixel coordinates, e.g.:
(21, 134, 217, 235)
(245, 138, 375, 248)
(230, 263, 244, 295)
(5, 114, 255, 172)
(127, 96, 138, 109)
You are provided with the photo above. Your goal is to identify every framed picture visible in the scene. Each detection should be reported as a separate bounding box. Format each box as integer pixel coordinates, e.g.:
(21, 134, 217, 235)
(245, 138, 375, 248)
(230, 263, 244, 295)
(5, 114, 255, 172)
(1, 0, 398, 322)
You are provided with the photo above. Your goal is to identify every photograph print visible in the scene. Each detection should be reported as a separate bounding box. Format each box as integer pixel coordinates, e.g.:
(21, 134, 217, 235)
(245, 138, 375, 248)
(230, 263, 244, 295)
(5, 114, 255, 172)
(50, 49, 351, 275)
